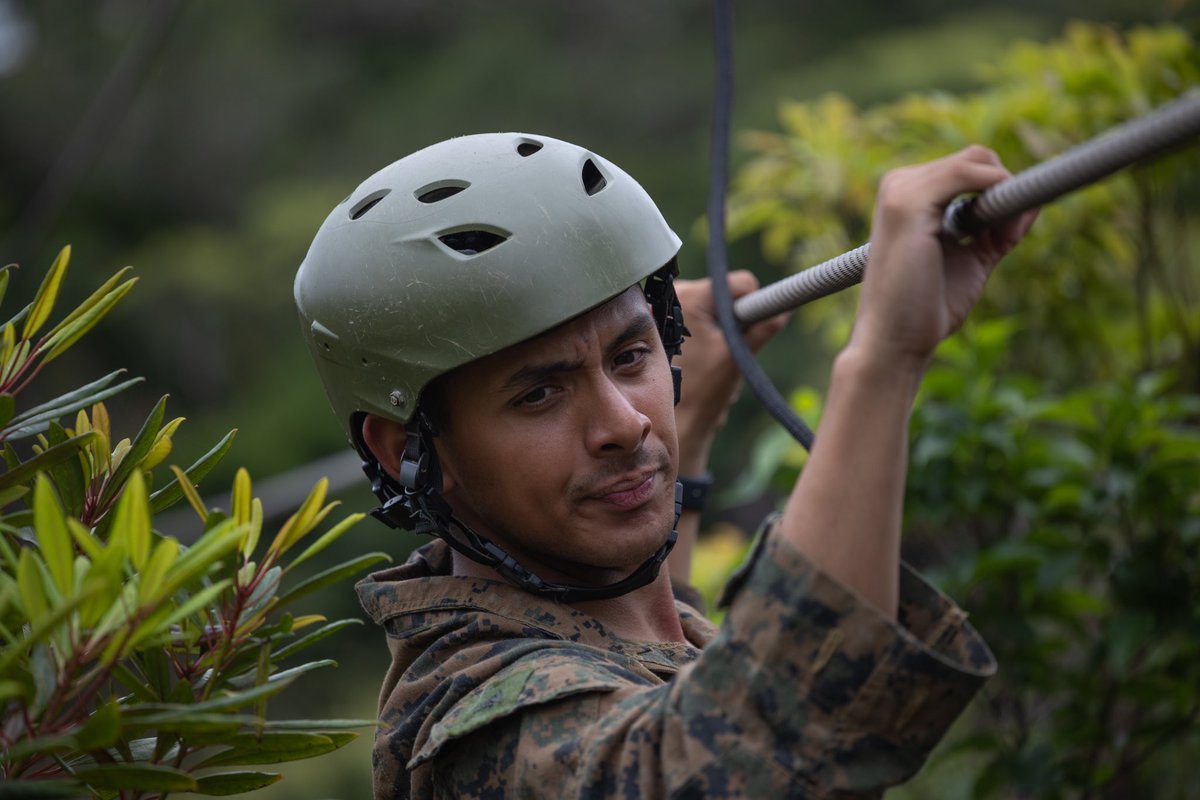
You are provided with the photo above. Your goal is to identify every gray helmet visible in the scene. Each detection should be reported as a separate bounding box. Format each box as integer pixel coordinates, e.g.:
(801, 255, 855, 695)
(294, 132, 682, 437)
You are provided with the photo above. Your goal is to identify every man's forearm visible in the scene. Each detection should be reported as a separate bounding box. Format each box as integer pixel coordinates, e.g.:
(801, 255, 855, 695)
(779, 344, 923, 619)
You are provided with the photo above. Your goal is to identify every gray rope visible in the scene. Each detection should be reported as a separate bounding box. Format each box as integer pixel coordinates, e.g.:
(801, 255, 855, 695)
(734, 89, 1200, 326)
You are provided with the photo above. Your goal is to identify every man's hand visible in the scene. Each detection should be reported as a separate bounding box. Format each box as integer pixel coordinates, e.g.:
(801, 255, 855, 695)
(672, 272, 787, 476)
(667, 272, 786, 588)
(850, 145, 1038, 372)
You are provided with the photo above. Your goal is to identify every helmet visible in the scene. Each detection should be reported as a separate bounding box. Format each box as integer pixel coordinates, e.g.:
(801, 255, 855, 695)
(295, 132, 682, 436)
(294, 133, 687, 603)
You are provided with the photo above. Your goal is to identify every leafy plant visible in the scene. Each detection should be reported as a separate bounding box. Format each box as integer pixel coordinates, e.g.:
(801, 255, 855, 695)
(716, 22, 1200, 798)
(0, 247, 387, 798)
(727, 22, 1199, 390)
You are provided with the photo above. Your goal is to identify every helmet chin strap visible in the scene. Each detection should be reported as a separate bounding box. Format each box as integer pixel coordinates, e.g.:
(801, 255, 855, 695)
(364, 262, 690, 603)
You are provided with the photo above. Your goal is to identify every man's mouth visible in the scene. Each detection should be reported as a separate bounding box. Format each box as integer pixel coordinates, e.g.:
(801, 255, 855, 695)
(592, 469, 660, 510)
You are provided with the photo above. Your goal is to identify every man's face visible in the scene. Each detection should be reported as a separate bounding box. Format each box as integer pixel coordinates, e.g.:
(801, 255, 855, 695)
(433, 286, 679, 586)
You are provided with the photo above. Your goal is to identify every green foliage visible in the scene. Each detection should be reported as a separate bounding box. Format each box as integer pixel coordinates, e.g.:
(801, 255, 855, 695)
(722, 22, 1200, 798)
(729, 22, 1199, 388)
(0, 249, 386, 798)
(905, 321, 1200, 797)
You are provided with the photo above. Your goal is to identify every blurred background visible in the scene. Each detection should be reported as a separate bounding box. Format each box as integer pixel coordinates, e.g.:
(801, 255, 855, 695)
(1, 0, 1195, 797)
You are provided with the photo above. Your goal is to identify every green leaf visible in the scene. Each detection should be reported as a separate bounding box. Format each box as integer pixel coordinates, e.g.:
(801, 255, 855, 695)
(110, 470, 151, 571)
(261, 718, 379, 730)
(228, 658, 337, 691)
(44, 266, 133, 340)
(243, 565, 282, 618)
(120, 711, 259, 735)
(99, 395, 167, 510)
(271, 618, 363, 662)
(0, 392, 14, 429)
(2, 370, 142, 441)
(0, 779, 86, 798)
(30, 642, 55, 715)
(137, 536, 179, 605)
(149, 428, 237, 513)
(21, 245, 70, 341)
(74, 698, 122, 751)
(285, 512, 366, 573)
(195, 731, 347, 768)
(153, 519, 245, 603)
(41, 276, 137, 365)
(71, 763, 198, 792)
(0, 679, 27, 703)
(16, 546, 48, 624)
(0, 483, 29, 509)
(32, 474, 73, 594)
(111, 662, 158, 703)
(192, 771, 282, 795)
(1, 733, 78, 765)
(0, 431, 98, 493)
(275, 552, 391, 609)
(45, 422, 86, 517)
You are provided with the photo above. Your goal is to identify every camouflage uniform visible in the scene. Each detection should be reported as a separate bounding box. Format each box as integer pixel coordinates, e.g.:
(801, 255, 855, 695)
(356, 518, 996, 799)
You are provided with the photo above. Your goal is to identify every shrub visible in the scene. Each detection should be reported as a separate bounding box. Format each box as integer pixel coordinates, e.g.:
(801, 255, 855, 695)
(0, 246, 387, 798)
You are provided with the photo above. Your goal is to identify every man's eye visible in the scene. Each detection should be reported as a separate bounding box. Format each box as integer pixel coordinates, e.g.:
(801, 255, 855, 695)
(614, 347, 650, 367)
(516, 386, 555, 407)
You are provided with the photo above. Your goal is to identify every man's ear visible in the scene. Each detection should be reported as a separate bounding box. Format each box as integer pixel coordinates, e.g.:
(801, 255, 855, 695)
(360, 414, 459, 493)
(361, 414, 408, 483)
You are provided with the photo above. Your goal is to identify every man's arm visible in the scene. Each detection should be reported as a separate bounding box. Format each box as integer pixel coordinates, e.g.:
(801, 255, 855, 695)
(779, 146, 1036, 618)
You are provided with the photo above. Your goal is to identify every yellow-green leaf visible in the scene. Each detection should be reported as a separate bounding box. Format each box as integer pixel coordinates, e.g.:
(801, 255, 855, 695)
(242, 497, 263, 560)
(46, 266, 133, 338)
(22, 245, 71, 340)
(286, 512, 366, 573)
(141, 416, 185, 471)
(232, 467, 252, 526)
(33, 474, 73, 594)
(17, 547, 49, 624)
(110, 437, 131, 473)
(193, 771, 282, 795)
(138, 536, 180, 605)
(71, 763, 197, 793)
(267, 479, 330, 558)
(112, 470, 151, 571)
(42, 275, 137, 365)
(0, 324, 14, 377)
(169, 464, 208, 522)
(289, 614, 327, 631)
(67, 518, 102, 560)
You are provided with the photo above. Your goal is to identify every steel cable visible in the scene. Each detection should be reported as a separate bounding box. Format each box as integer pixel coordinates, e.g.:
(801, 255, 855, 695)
(733, 90, 1200, 326)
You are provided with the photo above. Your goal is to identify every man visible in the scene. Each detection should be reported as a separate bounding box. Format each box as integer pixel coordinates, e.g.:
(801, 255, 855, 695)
(294, 133, 1035, 798)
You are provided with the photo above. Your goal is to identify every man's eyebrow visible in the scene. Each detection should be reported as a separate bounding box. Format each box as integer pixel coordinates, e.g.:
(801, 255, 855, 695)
(498, 312, 658, 393)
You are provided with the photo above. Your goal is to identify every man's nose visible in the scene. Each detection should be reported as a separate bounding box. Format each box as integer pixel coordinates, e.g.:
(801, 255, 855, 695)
(585, 378, 651, 456)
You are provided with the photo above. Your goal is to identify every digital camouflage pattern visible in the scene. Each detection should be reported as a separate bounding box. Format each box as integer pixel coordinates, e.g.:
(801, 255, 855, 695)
(356, 519, 996, 799)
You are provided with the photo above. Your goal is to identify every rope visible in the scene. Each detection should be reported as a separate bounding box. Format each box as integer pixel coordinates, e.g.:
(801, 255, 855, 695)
(707, 0, 815, 449)
(733, 89, 1200, 326)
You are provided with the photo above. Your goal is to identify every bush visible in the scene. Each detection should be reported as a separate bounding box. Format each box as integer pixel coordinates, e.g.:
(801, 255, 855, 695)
(0, 247, 387, 798)
(722, 22, 1200, 797)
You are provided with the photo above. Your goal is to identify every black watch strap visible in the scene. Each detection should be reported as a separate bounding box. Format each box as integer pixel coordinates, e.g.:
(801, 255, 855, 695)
(677, 473, 713, 512)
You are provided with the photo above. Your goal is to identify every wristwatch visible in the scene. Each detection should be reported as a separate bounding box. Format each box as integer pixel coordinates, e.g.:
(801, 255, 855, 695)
(677, 472, 713, 512)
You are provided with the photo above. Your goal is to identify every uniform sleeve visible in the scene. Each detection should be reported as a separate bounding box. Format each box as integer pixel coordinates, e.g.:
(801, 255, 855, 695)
(422, 522, 996, 799)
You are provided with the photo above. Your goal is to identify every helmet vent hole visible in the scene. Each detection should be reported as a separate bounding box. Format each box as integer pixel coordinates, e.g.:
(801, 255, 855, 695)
(582, 159, 607, 196)
(517, 141, 543, 157)
(416, 180, 470, 204)
(438, 229, 509, 256)
(349, 189, 391, 220)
